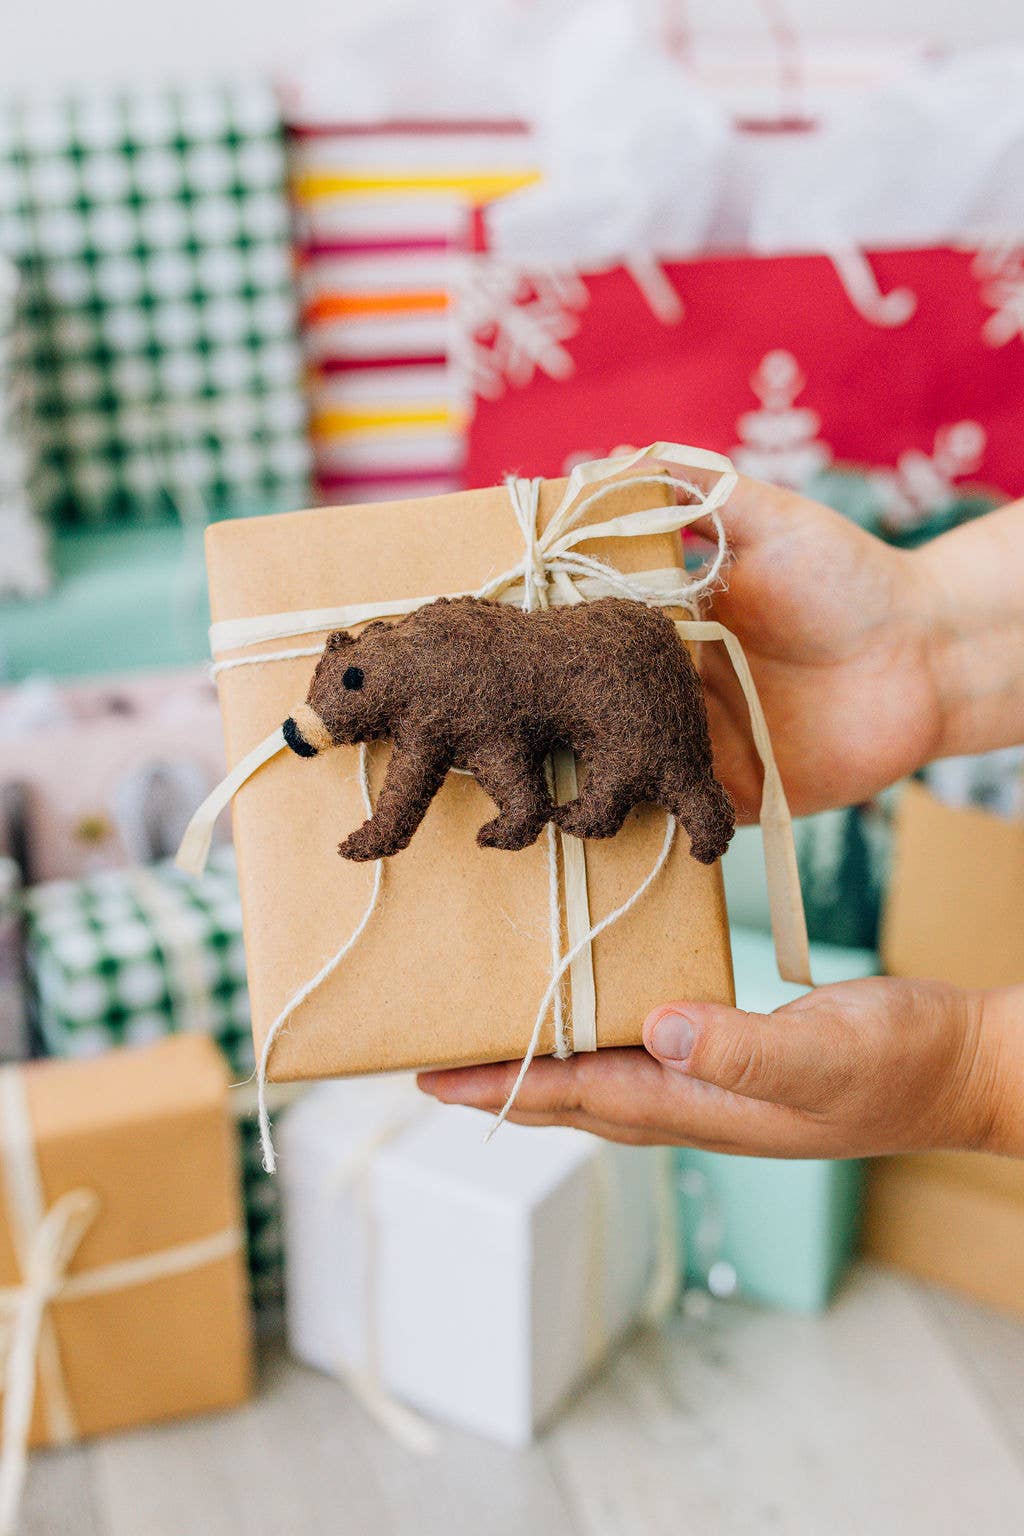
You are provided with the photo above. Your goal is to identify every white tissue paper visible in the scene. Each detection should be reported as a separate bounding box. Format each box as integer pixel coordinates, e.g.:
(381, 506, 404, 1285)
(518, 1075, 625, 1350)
(748, 49, 1024, 254)
(480, 24, 1024, 265)
(280, 1078, 677, 1447)
(283, 0, 558, 122)
(489, 1, 728, 266)
(286, 3, 1024, 267)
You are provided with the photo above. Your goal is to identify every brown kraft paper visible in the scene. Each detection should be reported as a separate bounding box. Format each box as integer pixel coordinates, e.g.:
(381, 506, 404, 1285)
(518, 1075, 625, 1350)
(205, 473, 736, 1082)
(0, 1035, 252, 1446)
(873, 780, 1024, 1312)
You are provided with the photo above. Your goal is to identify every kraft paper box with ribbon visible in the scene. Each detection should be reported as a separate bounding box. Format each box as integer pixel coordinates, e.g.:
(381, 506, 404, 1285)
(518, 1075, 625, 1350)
(180, 445, 809, 1159)
(0, 1034, 252, 1534)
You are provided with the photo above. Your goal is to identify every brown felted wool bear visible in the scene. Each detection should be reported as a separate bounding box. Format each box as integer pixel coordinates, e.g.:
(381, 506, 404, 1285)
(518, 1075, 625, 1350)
(283, 595, 735, 865)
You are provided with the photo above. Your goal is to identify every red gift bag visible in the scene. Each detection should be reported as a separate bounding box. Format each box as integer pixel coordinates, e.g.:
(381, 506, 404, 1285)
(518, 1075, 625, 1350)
(460, 18, 1024, 516)
(463, 244, 1024, 506)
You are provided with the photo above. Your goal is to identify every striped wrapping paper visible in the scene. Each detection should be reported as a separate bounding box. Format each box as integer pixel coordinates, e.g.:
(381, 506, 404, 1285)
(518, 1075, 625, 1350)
(286, 117, 539, 503)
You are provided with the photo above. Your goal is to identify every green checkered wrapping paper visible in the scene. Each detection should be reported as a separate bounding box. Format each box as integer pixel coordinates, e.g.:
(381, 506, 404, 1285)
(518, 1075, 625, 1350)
(23, 846, 285, 1308)
(0, 83, 311, 527)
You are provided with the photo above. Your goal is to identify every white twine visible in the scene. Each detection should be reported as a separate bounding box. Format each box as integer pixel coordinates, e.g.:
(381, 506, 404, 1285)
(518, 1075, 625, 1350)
(511, 474, 568, 1062)
(257, 743, 381, 1174)
(213, 642, 325, 677)
(545, 813, 569, 1061)
(485, 813, 676, 1139)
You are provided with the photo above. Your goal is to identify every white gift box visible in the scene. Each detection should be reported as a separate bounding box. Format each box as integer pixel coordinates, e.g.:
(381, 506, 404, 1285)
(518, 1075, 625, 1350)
(280, 1079, 677, 1447)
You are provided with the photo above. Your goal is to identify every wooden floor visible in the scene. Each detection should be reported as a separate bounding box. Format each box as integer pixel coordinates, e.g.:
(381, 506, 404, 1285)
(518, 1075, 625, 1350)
(22, 1263, 1024, 1535)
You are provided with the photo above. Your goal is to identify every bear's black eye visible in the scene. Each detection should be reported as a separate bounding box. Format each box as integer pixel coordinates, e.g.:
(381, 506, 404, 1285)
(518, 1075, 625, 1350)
(342, 665, 364, 691)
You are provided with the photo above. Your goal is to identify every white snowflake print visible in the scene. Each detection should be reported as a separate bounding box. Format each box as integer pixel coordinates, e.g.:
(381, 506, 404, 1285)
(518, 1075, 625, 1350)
(451, 257, 684, 401)
(731, 350, 832, 490)
(451, 258, 590, 401)
(972, 244, 1024, 348)
(870, 420, 987, 533)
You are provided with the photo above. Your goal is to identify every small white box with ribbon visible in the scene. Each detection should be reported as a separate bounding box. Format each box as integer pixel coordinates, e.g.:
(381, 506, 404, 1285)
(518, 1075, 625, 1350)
(280, 1079, 678, 1448)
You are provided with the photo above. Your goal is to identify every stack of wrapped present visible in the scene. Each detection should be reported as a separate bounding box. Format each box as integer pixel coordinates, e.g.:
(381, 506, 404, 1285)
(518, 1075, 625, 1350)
(22, 845, 285, 1309)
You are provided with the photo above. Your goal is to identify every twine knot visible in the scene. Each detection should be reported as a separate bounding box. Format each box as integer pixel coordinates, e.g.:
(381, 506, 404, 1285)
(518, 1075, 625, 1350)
(505, 475, 548, 613)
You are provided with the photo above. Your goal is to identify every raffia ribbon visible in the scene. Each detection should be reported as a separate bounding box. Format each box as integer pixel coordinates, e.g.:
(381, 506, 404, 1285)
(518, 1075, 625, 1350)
(0, 1066, 244, 1536)
(177, 443, 812, 1170)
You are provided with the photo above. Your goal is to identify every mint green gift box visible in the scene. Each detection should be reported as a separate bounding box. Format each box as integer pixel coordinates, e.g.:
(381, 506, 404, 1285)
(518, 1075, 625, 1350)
(677, 926, 876, 1313)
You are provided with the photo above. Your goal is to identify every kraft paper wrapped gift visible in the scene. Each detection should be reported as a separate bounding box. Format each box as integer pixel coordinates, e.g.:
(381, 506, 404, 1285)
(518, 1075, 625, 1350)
(198, 455, 753, 1087)
(868, 779, 1024, 1314)
(280, 1079, 677, 1447)
(882, 778, 1024, 988)
(0, 1034, 252, 1525)
(863, 1151, 1024, 1319)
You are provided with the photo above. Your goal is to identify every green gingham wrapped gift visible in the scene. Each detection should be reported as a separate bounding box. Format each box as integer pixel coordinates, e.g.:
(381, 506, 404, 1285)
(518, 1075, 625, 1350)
(0, 82, 311, 526)
(23, 845, 285, 1308)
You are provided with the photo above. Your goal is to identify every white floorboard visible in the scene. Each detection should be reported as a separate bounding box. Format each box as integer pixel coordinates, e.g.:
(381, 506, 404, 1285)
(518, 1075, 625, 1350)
(20, 1263, 1024, 1536)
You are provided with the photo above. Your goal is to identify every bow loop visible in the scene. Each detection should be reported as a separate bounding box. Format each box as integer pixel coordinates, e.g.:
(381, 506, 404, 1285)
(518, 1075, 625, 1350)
(26, 1190, 100, 1300)
(489, 452, 732, 617)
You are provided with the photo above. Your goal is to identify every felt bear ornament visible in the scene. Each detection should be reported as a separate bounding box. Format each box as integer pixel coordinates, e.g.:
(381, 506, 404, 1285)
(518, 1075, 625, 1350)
(283, 595, 735, 865)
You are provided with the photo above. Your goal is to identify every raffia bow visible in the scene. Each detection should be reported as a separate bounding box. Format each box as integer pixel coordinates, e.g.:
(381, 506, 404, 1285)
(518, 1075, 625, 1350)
(176, 443, 811, 1171)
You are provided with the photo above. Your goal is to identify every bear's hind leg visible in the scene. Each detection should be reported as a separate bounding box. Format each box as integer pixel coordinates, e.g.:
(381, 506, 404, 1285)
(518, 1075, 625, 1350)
(664, 774, 735, 865)
(550, 759, 636, 841)
(471, 744, 552, 851)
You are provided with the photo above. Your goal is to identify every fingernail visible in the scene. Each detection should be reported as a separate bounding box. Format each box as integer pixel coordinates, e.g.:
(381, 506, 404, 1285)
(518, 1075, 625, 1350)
(650, 1010, 695, 1061)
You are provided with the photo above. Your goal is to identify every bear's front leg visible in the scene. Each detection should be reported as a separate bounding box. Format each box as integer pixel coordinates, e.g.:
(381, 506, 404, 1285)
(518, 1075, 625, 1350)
(338, 744, 450, 861)
(470, 743, 553, 851)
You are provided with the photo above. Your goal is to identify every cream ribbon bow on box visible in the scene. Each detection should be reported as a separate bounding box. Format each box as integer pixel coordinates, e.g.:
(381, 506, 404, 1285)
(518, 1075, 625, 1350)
(0, 1067, 243, 1536)
(177, 443, 812, 1171)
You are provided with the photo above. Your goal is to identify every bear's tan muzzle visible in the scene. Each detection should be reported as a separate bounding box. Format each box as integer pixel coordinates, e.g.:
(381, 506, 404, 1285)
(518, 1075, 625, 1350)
(282, 703, 334, 758)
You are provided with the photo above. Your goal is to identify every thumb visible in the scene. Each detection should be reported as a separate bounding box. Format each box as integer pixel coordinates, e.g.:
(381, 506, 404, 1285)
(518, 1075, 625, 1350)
(683, 472, 805, 552)
(643, 998, 837, 1109)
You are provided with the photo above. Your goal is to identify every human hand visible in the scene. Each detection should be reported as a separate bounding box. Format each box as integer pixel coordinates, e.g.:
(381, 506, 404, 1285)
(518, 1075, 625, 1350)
(418, 978, 1023, 1159)
(693, 476, 944, 821)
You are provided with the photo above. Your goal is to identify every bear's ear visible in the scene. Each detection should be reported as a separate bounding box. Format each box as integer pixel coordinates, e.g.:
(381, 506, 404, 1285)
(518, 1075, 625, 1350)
(325, 630, 354, 652)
